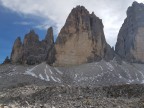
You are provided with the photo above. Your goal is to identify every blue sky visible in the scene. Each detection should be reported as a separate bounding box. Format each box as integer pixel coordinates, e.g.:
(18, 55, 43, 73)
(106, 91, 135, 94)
(0, 0, 143, 64)
(0, 5, 52, 63)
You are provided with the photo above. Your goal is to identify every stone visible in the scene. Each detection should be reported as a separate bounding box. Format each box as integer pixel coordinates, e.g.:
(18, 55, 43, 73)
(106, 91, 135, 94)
(22, 30, 41, 64)
(48, 6, 114, 66)
(10, 37, 23, 63)
(45, 27, 54, 44)
(10, 27, 54, 65)
(41, 27, 54, 59)
(3, 56, 11, 64)
(115, 1, 144, 63)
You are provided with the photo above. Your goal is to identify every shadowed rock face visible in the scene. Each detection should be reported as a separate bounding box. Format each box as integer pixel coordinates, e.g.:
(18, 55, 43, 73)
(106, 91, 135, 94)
(22, 30, 41, 64)
(10, 27, 54, 65)
(45, 27, 54, 44)
(115, 2, 144, 63)
(3, 56, 11, 64)
(11, 37, 23, 63)
(48, 6, 114, 66)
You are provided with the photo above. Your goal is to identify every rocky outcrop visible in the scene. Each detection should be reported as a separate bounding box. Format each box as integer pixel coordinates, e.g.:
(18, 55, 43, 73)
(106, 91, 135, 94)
(3, 56, 11, 64)
(41, 27, 54, 57)
(44, 27, 54, 44)
(10, 27, 54, 65)
(48, 6, 114, 66)
(115, 2, 144, 63)
(22, 30, 41, 64)
(11, 37, 23, 63)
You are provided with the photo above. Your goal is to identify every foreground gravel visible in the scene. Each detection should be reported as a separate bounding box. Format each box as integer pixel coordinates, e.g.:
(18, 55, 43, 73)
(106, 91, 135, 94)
(0, 84, 144, 108)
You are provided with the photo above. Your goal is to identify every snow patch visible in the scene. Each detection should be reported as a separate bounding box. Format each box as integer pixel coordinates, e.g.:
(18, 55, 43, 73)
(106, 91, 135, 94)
(74, 74, 78, 79)
(138, 71, 144, 78)
(141, 80, 144, 84)
(44, 68, 50, 81)
(120, 66, 132, 79)
(46, 65, 48, 69)
(12, 67, 16, 71)
(54, 68, 63, 74)
(39, 74, 45, 80)
(99, 65, 103, 71)
(45, 71, 50, 81)
(106, 62, 114, 71)
(7, 67, 19, 76)
(8, 72, 19, 76)
(56, 77, 61, 83)
(51, 76, 57, 82)
(49, 69, 53, 74)
(25, 66, 38, 78)
(135, 73, 139, 81)
(128, 79, 135, 83)
(118, 74, 122, 79)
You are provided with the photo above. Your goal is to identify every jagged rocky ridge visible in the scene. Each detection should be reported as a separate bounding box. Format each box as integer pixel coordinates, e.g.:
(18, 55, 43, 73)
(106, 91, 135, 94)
(10, 6, 114, 66)
(116, 1, 144, 63)
(8, 2, 144, 66)
(10, 27, 54, 65)
(48, 6, 114, 66)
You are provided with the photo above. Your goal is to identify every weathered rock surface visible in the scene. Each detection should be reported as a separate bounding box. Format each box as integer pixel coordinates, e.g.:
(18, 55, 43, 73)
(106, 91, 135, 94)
(10, 37, 23, 63)
(48, 6, 114, 66)
(115, 2, 144, 63)
(10, 27, 54, 65)
(3, 56, 11, 64)
(1, 59, 144, 107)
(0, 84, 144, 108)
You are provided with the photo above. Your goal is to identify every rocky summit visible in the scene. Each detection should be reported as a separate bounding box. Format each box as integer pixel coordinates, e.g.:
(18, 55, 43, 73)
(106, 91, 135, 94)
(10, 37, 23, 63)
(115, 1, 144, 63)
(48, 6, 114, 66)
(10, 27, 54, 65)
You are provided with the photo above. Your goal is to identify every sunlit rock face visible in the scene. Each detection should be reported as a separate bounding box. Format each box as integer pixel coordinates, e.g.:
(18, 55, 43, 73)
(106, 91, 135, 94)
(115, 2, 144, 63)
(48, 6, 114, 66)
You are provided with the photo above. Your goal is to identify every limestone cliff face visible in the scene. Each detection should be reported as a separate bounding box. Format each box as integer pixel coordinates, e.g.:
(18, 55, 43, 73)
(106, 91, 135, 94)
(45, 27, 54, 44)
(42, 27, 54, 55)
(11, 37, 23, 63)
(115, 2, 144, 63)
(10, 27, 54, 65)
(48, 6, 114, 66)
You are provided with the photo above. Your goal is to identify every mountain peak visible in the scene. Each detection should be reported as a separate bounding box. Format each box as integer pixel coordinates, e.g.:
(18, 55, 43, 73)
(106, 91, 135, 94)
(116, 1, 144, 63)
(127, 1, 144, 14)
(132, 1, 139, 6)
(10, 29, 54, 65)
(72, 5, 89, 14)
(45, 27, 54, 44)
(29, 29, 35, 34)
(10, 36, 23, 63)
(48, 6, 114, 66)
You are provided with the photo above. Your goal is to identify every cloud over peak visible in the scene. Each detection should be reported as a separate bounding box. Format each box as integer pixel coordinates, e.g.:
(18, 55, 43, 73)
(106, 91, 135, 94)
(0, 0, 144, 46)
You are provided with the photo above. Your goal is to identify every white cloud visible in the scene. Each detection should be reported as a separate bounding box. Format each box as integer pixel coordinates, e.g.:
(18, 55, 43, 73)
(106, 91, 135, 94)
(0, 0, 144, 46)
(14, 21, 33, 25)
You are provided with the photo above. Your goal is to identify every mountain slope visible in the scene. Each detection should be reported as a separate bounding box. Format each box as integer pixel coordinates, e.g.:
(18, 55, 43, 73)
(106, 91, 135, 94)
(1, 60, 144, 89)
